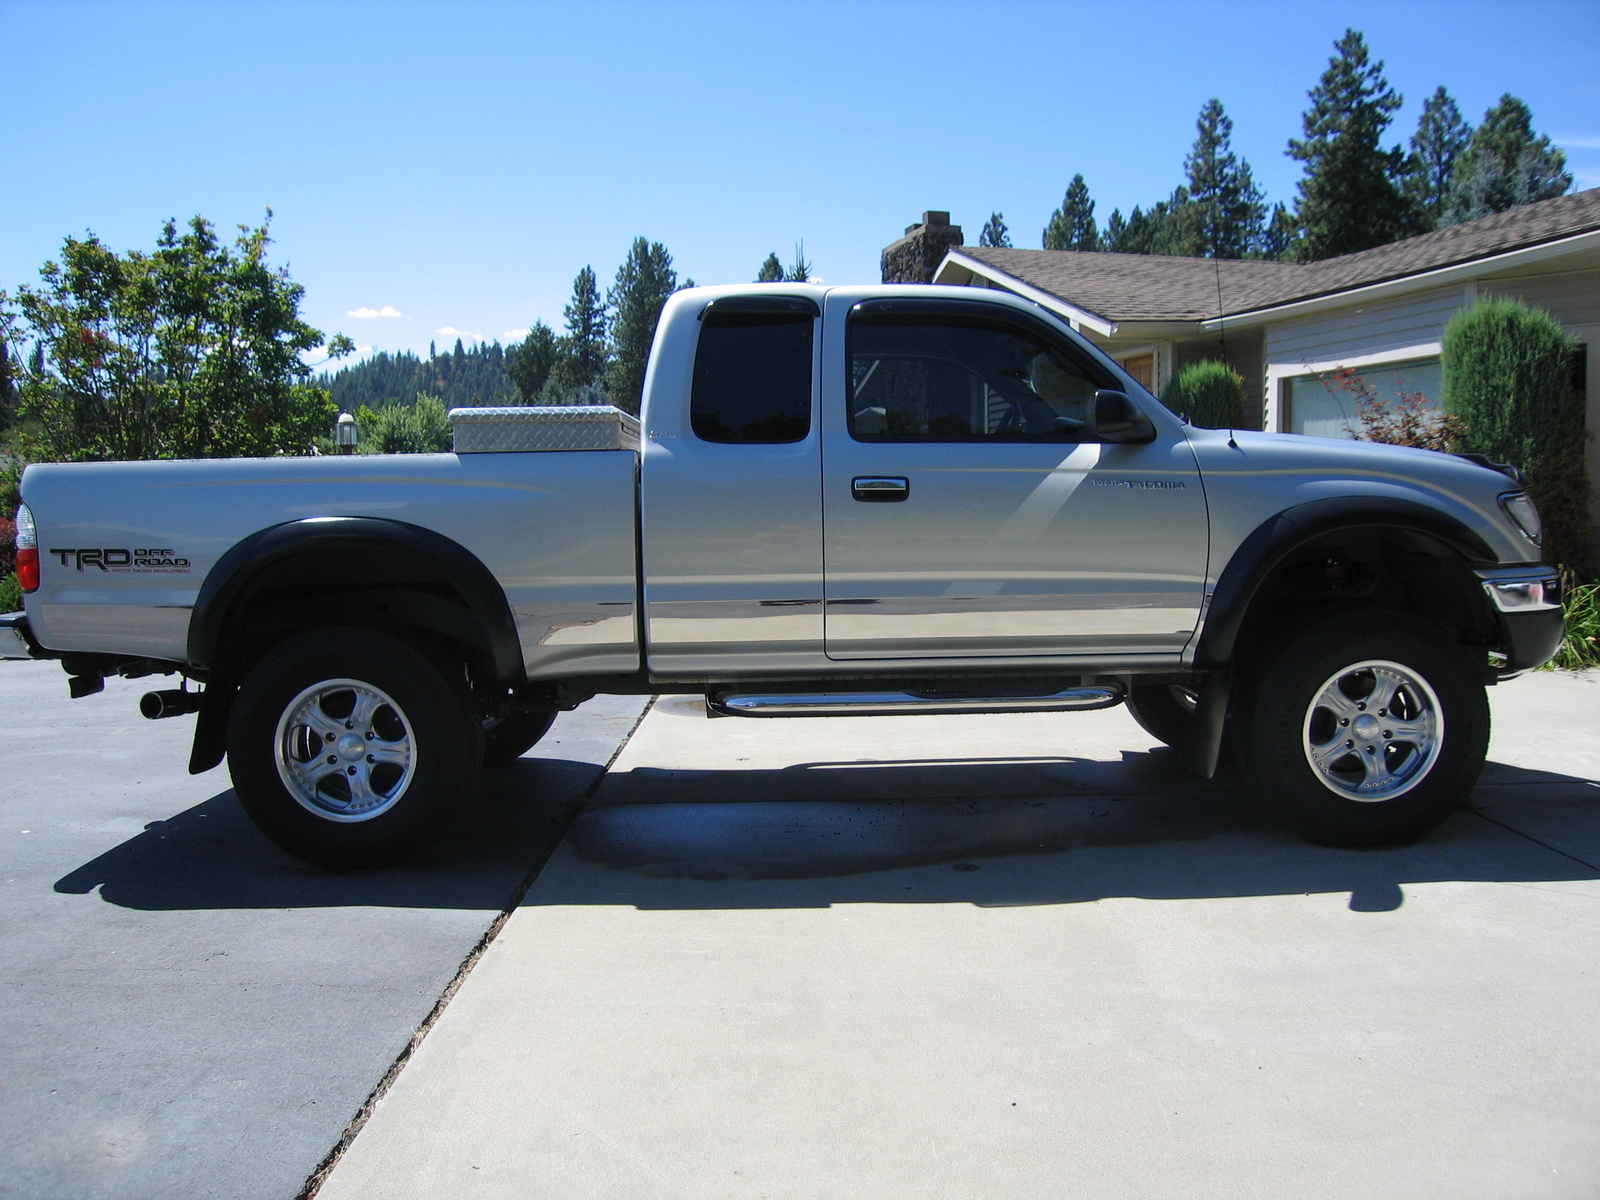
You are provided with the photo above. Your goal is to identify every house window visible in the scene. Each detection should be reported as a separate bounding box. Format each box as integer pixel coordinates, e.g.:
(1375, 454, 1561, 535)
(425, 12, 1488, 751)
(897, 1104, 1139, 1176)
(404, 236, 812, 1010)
(1285, 357, 1443, 439)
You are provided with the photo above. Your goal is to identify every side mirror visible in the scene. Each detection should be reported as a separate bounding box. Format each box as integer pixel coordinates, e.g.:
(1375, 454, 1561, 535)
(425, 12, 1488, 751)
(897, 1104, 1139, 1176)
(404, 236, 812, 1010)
(1094, 389, 1157, 444)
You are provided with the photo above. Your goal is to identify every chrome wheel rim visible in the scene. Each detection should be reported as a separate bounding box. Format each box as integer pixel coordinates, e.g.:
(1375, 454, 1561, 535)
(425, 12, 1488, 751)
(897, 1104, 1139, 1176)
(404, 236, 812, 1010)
(1302, 659, 1442, 803)
(274, 679, 416, 822)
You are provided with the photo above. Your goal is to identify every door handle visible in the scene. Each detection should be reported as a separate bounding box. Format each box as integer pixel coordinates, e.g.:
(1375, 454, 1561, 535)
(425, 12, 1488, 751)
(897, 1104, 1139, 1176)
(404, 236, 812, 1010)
(852, 476, 909, 502)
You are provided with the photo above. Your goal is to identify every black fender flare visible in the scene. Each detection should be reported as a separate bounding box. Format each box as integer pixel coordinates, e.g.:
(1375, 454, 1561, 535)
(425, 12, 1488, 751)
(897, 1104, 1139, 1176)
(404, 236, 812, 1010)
(1193, 496, 1496, 670)
(187, 516, 525, 685)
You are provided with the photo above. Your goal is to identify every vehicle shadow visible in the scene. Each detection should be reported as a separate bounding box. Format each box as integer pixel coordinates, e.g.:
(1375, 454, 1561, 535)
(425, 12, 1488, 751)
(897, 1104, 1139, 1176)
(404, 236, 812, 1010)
(53, 754, 601, 912)
(58, 745, 1600, 914)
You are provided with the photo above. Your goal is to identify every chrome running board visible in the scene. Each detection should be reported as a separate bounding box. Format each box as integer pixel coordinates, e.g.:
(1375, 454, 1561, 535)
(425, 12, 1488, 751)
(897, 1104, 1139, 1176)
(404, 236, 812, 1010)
(706, 685, 1124, 718)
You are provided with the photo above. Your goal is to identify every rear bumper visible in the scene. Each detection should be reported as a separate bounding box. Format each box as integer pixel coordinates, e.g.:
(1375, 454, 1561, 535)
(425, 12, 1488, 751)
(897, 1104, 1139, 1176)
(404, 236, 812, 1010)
(1476, 567, 1564, 673)
(0, 612, 54, 661)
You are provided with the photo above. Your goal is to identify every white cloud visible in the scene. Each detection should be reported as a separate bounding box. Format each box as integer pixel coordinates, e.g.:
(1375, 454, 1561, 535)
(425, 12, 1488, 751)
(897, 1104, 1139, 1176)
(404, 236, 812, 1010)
(347, 305, 404, 319)
(503, 328, 530, 340)
(1555, 136, 1600, 149)
(436, 326, 482, 341)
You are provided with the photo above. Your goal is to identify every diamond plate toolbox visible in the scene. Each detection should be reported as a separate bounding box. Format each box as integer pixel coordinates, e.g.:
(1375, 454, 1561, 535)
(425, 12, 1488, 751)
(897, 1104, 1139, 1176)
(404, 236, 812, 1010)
(448, 405, 642, 453)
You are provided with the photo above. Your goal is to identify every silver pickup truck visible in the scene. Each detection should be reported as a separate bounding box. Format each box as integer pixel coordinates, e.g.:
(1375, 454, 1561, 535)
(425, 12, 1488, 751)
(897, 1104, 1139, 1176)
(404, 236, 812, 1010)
(2, 284, 1564, 865)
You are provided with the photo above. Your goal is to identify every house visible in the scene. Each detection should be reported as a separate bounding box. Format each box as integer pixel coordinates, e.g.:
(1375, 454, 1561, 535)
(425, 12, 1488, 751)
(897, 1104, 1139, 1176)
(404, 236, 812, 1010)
(895, 191, 1600, 536)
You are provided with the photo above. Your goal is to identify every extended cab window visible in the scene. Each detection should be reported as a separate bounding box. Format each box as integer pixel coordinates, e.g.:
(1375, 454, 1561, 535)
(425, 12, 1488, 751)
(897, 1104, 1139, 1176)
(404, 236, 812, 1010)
(848, 303, 1110, 442)
(691, 299, 815, 444)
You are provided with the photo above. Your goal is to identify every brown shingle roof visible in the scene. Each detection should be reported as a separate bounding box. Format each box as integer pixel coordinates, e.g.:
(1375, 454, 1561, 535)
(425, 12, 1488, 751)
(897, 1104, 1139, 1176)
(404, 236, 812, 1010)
(952, 188, 1600, 324)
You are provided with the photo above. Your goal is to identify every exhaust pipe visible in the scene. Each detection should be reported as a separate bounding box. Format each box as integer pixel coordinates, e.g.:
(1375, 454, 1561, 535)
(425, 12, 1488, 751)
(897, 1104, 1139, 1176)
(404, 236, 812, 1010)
(140, 689, 203, 720)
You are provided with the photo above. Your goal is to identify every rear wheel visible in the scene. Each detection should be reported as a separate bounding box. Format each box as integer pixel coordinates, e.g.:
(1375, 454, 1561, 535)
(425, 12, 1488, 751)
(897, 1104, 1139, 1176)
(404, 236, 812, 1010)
(481, 710, 557, 768)
(227, 627, 483, 867)
(1238, 609, 1488, 846)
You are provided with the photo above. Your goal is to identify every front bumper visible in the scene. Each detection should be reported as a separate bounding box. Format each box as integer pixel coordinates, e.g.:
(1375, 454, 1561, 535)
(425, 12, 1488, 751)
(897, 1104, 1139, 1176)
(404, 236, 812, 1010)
(1476, 567, 1565, 673)
(0, 612, 53, 661)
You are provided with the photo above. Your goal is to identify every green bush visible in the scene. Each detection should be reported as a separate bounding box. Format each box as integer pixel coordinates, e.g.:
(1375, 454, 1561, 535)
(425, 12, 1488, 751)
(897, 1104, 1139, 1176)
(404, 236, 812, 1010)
(1160, 360, 1245, 429)
(0, 572, 20, 614)
(1443, 297, 1590, 574)
(356, 393, 453, 454)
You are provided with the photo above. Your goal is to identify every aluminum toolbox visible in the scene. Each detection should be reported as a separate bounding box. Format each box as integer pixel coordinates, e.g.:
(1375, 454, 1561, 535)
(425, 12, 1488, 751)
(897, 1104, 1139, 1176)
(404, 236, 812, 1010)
(448, 405, 641, 453)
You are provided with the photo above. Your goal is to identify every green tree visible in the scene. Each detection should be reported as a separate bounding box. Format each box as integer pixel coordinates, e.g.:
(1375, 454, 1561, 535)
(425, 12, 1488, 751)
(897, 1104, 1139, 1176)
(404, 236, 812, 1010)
(979, 213, 1011, 248)
(1103, 191, 1192, 256)
(1286, 29, 1415, 260)
(10, 213, 348, 463)
(1444, 94, 1572, 226)
(1043, 175, 1101, 251)
(506, 321, 557, 402)
(1443, 297, 1588, 573)
(1402, 87, 1472, 229)
(1183, 99, 1266, 259)
(1260, 202, 1300, 261)
(605, 238, 679, 415)
(756, 252, 784, 282)
(546, 265, 609, 396)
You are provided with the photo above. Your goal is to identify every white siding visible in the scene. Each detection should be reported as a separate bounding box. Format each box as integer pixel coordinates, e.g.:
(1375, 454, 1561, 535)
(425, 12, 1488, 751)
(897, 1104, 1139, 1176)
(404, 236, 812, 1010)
(1264, 285, 1467, 367)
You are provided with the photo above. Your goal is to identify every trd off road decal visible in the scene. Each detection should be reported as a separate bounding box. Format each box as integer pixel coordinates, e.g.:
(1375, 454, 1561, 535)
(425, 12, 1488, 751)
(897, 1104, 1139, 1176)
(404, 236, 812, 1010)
(49, 548, 192, 573)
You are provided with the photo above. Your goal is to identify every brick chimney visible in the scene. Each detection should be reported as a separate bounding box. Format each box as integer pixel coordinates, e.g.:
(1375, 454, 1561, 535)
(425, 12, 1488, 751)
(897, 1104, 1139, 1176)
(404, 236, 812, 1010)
(880, 211, 963, 284)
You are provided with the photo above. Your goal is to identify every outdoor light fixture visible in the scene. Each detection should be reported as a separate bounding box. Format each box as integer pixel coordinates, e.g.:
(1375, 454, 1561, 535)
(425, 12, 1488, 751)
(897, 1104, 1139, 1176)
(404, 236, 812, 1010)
(335, 411, 358, 455)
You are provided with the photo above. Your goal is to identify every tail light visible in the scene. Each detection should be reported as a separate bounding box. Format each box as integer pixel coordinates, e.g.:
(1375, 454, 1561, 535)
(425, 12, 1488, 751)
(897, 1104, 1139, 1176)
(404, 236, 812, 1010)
(14, 504, 38, 593)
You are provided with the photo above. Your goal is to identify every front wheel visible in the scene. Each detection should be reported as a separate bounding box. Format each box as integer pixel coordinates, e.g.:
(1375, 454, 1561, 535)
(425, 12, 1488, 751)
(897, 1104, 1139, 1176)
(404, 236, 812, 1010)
(227, 627, 483, 867)
(1238, 610, 1489, 847)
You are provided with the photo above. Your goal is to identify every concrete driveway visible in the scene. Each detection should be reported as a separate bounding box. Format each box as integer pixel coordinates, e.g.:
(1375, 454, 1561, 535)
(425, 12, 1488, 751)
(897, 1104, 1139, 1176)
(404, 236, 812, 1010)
(318, 672, 1600, 1200)
(0, 659, 648, 1200)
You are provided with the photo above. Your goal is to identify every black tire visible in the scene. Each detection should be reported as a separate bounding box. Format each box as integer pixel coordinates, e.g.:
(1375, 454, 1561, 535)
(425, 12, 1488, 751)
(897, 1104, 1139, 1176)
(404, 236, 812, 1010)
(1237, 609, 1488, 847)
(226, 627, 483, 868)
(481, 710, 557, 768)
(1125, 682, 1199, 749)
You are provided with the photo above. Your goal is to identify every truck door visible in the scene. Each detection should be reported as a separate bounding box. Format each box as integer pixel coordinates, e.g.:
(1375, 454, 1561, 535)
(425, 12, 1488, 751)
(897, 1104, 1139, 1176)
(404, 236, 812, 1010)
(639, 293, 825, 675)
(820, 295, 1208, 661)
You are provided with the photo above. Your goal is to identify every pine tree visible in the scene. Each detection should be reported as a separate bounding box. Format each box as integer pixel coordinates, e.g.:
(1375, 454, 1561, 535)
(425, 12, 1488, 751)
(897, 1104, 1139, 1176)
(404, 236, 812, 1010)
(506, 321, 558, 402)
(1183, 99, 1266, 259)
(757, 252, 784, 282)
(1286, 29, 1415, 260)
(1443, 94, 1572, 226)
(1260, 203, 1300, 261)
(1402, 87, 1472, 229)
(979, 213, 1011, 248)
(605, 238, 678, 415)
(1043, 175, 1101, 251)
(1103, 191, 1193, 256)
(1102, 209, 1127, 250)
(546, 265, 608, 395)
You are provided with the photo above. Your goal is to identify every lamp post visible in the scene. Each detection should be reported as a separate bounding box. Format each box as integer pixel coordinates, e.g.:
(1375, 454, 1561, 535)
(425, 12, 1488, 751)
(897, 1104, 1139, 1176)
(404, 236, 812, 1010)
(335, 411, 358, 455)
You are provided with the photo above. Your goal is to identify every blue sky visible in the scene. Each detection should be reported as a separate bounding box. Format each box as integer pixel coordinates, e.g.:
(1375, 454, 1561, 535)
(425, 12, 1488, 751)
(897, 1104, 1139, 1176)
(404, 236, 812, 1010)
(3, 0, 1597, 364)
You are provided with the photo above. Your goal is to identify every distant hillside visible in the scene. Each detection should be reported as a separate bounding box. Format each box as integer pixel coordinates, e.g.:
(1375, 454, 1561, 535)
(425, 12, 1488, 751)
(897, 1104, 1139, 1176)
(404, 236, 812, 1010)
(323, 339, 518, 410)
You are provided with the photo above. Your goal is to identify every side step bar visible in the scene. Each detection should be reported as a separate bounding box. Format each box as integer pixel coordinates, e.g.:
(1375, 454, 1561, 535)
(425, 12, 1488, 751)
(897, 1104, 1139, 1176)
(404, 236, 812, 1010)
(706, 684, 1124, 718)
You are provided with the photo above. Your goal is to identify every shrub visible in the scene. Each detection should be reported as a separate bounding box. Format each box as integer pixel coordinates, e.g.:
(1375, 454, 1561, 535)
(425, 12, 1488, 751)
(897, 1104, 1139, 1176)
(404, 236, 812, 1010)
(1443, 297, 1590, 574)
(1324, 366, 1464, 452)
(1551, 573, 1600, 669)
(1160, 360, 1245, 429)
(0, 571, 19, 614)
(356, 393, 453, 454)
